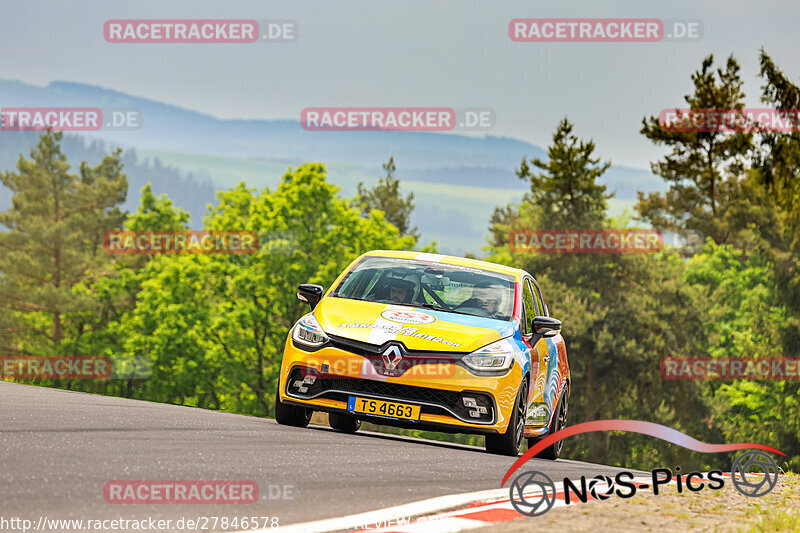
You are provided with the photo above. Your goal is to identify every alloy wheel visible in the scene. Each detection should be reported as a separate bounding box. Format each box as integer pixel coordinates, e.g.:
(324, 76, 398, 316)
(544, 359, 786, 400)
(553, 392, 568, 456)
(514, 380, 528, 451)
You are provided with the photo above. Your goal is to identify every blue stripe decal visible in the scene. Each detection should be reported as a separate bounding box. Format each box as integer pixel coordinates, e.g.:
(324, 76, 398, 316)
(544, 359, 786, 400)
(544, 339, 560, 410)
(419, 309, 515, 335)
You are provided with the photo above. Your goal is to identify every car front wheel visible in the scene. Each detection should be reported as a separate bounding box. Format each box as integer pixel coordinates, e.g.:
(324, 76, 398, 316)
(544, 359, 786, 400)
(485, 379, 528, 456)
(274, 388, 312, 427)
(329, 412, 361, 433)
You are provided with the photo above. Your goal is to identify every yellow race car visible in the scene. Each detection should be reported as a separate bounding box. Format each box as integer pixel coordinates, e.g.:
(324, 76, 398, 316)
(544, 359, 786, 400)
(275, 251, 570, 457)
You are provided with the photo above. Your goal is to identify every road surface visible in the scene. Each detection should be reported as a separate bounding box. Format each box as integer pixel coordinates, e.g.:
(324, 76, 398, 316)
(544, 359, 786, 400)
(0, 381, 639, 529)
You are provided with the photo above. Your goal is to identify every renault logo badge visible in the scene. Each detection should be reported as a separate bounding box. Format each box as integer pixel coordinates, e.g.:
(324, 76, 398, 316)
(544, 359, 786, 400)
(382, 345, 403, 370)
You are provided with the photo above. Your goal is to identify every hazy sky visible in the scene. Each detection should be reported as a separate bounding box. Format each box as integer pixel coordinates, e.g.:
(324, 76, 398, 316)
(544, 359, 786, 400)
(1, 0, 798, 168)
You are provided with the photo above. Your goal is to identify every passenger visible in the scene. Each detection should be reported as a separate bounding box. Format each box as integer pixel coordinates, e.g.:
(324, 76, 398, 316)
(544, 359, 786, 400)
(458, 281, 503, 316)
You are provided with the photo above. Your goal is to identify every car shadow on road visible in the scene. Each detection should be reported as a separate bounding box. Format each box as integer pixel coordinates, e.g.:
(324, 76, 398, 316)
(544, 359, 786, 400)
(303, 421, 502, 455)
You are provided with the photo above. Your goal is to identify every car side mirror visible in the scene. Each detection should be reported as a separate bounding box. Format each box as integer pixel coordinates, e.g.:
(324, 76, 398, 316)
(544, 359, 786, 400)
(532, 316, 562, 338)
(297, 284, 324, 310)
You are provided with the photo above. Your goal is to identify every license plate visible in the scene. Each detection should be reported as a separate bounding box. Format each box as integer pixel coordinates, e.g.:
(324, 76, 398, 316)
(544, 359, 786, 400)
(347, 396, 420, 420)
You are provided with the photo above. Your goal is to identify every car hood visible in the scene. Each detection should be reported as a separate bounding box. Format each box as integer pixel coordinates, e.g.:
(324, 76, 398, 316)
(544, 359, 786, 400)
(315, 296, 515, 353)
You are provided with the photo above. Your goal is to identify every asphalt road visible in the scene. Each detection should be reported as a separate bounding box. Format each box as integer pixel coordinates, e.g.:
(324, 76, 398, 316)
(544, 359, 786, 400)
(1, 381, 639, 529)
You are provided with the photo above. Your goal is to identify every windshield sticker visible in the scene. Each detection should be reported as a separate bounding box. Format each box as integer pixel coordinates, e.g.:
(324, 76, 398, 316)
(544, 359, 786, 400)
(391, 258, 486, 274)
(338, 323, 461, 347)
(380, 309, 436, 325)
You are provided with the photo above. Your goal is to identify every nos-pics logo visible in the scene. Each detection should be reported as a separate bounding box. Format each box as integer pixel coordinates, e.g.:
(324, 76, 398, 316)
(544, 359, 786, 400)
(501, 420, 784, 517)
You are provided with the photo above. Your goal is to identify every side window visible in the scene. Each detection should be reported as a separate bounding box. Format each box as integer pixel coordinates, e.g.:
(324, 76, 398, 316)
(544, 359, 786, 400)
(532, 281, 547, 317)
(522, 279, 536, 336)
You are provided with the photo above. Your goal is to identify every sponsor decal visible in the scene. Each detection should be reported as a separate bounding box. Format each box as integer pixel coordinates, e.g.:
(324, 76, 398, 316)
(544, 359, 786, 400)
(393, 258, 487, 273)
(380, 309, 436, 325)
(661, 357, 800, 380)
(338, 323, 461, 347)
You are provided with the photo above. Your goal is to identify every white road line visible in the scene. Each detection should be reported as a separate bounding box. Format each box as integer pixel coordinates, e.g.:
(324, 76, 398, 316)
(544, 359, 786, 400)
(265, 487, 510, 533)
(254, 470, 775, 533)
(261, 475, 680, 533)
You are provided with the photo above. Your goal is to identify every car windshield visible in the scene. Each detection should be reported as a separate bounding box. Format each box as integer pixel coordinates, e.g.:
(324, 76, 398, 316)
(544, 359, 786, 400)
(331, 256, 515, 321)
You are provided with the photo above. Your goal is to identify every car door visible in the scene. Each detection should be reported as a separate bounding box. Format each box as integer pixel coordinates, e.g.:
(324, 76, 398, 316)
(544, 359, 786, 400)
(531, 278, 568, 416)
(522, 278, 551, 406)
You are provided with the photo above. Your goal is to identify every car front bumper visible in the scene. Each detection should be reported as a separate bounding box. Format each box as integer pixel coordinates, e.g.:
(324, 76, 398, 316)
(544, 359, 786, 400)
(278, 335, 523, 435)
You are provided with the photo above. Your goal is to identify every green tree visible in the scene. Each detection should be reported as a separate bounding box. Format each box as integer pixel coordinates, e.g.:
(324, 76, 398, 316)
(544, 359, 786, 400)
(0, 131, 127, 357)
(755, 50, 800, 343)
(758, 49, 800, 233)
(519, 117, 612, 228)
(685, 241, 799, 471)
(117, 163, 416, 414)
(488, 120, 711, 469)
(356, 156, 419, 239)
(489, 118, 610, 252)
(75, 183, 193, 398)
(637, 55, 753, 246)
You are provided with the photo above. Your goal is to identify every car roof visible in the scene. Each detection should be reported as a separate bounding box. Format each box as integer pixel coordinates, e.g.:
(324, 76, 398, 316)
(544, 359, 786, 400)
(360, 250, 528, 281)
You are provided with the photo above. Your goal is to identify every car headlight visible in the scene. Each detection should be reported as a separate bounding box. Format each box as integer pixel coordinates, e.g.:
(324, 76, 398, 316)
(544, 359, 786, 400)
(462, 338, 515, 371)
(292, 314, 329, 348)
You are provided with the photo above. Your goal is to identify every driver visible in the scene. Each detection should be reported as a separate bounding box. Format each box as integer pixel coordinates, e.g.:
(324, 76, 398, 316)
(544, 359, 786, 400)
(386, 277, 415, 304)
(458, 281, 503, 316)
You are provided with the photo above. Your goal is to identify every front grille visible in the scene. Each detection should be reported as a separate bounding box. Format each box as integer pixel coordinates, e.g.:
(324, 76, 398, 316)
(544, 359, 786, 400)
(327, 334, 466, 378)
(323, 377, 461, 407)
(285, 366, 495, 424)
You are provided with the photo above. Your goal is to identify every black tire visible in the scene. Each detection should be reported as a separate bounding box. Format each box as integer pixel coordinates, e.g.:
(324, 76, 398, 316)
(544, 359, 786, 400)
(274, 388, 312, 428)
(329, 412, 361, 433)
(485, 378, 528, 456)
(527, 387, 568, 460)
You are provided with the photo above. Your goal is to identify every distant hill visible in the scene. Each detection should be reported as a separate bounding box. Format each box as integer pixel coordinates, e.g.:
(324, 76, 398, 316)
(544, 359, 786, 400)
(0, 131, 215, 227)
(0, 79, 666, 253)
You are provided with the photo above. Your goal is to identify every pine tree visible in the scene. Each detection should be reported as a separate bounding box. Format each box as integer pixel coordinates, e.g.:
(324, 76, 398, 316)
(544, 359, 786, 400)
(637, 54, 753, 245)
(487, 119, 710, 467)
(758, 49, 800, 244)
(517, 117, 611, 229)
(356, 156, 419, 240)
(0, 131, 127, 354)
